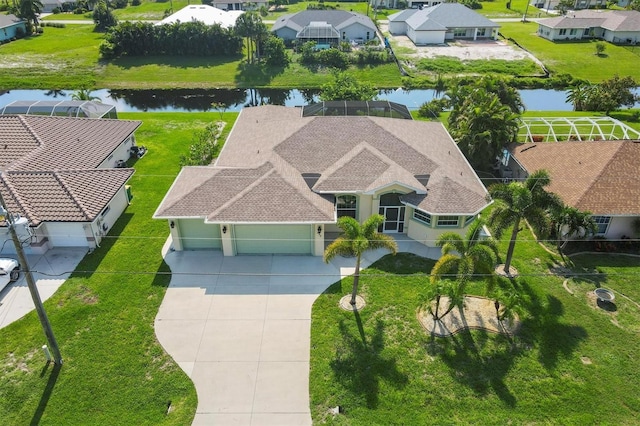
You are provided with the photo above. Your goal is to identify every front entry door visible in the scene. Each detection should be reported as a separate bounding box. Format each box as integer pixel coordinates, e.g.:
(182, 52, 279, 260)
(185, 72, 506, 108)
(379, 206, 405, 233)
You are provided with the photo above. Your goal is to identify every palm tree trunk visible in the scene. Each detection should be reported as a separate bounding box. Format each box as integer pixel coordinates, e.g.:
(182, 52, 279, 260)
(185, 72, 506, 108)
(350, 254, 361, 305)
(504, 217, 520, 274)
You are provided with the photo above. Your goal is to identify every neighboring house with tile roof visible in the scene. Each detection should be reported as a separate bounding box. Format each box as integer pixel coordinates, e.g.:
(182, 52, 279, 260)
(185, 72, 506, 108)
(0, 14, 26, 43)
(388, 3, 499, 45)
(154, 105, 490, 256)
(506, 140, 640, 239)
(272, 10, 378, 44)
(0, 115, 141, 254)
(537, 10, 640, 43)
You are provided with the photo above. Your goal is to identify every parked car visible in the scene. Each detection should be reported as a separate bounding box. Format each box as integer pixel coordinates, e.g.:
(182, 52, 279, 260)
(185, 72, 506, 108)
(0, 258, 20, 293)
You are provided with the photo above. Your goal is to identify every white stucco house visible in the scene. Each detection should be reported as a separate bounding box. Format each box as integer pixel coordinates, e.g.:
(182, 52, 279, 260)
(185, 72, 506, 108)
(0, 115, 141, 254)
(388, 3, 500, 45)
(537, 9, 640, 43)
(154, 104, 491, 256)
(533, 0, 607, 12)
(506, 140, 640, 239)
(272, 10, 378, 44)
(211, 0, 267, 11)
(158, 4, 244, 29)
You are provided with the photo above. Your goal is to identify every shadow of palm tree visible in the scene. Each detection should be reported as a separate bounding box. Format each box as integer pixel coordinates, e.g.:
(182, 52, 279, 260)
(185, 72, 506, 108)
(330, 312, 408, 409)
(234, 61, 287, 87)
(439, 329, 520, 407)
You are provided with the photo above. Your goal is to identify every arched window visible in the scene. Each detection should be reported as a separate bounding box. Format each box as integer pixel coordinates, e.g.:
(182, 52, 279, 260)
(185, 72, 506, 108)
(337, 195, 357, 218)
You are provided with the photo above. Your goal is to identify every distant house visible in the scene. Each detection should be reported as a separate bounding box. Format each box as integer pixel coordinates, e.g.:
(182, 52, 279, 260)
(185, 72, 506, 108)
(533, 0, 607, 12)
(158, 5, 244, 29)
(41, 0, 76, 13)
(211, 0, 267, 11)
(272, 10, 378, 45)
(388, 3, 499, 45)
(537, 10, 640, 44)
(506, 140, 640, 239)
(0, 14, 27, 42)
(0, 116, 141, 254)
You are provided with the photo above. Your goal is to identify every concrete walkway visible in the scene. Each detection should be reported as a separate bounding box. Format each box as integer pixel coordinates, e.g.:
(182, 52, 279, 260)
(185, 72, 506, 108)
(0, 248, 87, 329)
(155, 236, 440, 425)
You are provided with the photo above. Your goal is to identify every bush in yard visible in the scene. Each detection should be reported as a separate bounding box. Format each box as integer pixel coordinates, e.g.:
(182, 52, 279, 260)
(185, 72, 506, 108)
(93, 1, 118, 32)
(262, 35, 290, 67)
(418, 98, 446, 119)
(180, 123, 222, 166)
(131, 0, 141, 5)
(316, 48, 350, 69)
(595, 41, 606, 56)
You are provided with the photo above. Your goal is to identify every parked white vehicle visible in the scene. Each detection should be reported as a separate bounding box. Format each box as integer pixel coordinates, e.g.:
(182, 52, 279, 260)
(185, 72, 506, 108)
(0, 258, 20, 293)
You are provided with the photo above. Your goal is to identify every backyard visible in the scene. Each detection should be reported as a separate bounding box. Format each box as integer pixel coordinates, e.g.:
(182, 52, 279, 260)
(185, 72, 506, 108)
(309, 227, 640, 424)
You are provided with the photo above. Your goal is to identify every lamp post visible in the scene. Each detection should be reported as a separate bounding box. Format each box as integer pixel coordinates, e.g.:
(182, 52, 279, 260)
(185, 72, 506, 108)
(0, 185, 63, 365)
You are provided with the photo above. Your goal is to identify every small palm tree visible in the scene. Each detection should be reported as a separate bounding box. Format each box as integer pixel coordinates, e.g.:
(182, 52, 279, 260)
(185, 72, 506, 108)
(423, 279, 464, 322)
(488, 169, 562, 275)
(552, 205, 597, 259)
(71, 89, 101, 102)
(324, 215, 398, 306)
(431, 219, 499, 292)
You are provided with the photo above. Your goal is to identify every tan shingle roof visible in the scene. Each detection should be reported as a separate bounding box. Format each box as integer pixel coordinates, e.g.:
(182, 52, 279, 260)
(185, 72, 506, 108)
(155, 106, 489, 222)
(0, 169, 134, 225)
(1, 115, 141, 171)
(509, 141, 640, 215)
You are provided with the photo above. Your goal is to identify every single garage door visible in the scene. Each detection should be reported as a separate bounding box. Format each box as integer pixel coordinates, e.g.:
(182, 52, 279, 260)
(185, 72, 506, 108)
(234, 225, 312, 255)
(179, 219, 221, 250)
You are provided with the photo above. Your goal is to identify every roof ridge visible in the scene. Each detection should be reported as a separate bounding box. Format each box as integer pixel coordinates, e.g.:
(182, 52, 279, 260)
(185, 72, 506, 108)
(52, 170, 93, 220)
(207, 164, 276, 221)
(7, 116, 44, 171)
(0, 172, 38, 224)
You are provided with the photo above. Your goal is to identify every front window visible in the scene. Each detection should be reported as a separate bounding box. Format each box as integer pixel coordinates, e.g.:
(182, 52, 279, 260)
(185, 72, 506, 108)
(477, 28, 486, 37)
(454, 29, 466, 37)
(413, 209, 431, 225)
(559, 29, 567, 36)
(437, 215, 459, 227)
(592, 216, 611, 235)
(464, 215, 476, 226)
(569, 29, 577, 36)
(337, 195, 357, 218)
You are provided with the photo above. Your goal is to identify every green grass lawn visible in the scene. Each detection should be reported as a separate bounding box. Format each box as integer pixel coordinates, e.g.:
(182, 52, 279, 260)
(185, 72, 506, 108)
(414, 56, 543, 77)
(0, 25, 101, 89)
(500, 22, 640, 82)
(0, 112, 238, 425)
(310, 226, 640, 423)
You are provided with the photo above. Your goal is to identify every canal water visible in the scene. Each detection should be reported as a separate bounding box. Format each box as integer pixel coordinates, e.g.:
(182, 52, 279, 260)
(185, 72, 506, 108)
(0, 88, 583, 112)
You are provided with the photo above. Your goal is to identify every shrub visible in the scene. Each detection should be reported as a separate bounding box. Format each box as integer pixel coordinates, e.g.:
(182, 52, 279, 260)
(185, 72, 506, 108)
(111, 0, 129, 8)
(52, 7, 61, 13)
(15, 26, 25, 39)
(418, 98, 446, 119)
(131, 0, 141, 5)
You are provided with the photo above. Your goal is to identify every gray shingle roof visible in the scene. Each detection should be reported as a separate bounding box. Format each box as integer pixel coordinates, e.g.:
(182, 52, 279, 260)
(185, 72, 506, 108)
(155, 106, 489, 223)
(271, 10, 376, 33)
(538, 10, 640, 31)
(0, 14, 23, 29)
(509, 141, 640, 215)
(389, 3, 499, 30)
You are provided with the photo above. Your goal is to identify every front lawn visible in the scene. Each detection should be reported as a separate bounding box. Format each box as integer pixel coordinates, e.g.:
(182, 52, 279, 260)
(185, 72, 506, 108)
(0, 112, 237, 424)
(310, 226, 640, 423)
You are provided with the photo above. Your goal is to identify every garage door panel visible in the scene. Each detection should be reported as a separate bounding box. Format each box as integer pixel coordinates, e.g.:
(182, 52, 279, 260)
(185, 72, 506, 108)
(179, 220, 221, 250)
(234, 225, 311, 255)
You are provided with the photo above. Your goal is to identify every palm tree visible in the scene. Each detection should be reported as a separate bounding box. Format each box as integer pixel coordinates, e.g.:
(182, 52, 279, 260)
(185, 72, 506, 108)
(487, 169, 562, 275)
(430, 219, 499, 292)
(552, 205, 597, 259)
(71, 89, 101, 102)
(423, 279, 465, 322)
(323, 215, 398, 306)
(234, 11, 266, 64)
(18, 0, 43, 28)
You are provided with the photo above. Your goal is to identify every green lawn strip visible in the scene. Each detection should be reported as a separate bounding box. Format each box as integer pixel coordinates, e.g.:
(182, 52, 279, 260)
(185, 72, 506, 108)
(476, 0, 547, 19)
(0, 112, 236, 425)
(0, 25, 101, 89)
(499, 22, 640, 82)
(414, 56, 541, 76)
(310, 225, 640, 423)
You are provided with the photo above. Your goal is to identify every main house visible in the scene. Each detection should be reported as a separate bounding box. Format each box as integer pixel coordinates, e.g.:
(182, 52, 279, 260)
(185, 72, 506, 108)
(506, 140, 640, 239)
(537, 9, 640, 43)
(0, 115, 141, 254)
(388, 3, 499, 45)
(272, 10, 378, 45)
(154, 104, 490, 256)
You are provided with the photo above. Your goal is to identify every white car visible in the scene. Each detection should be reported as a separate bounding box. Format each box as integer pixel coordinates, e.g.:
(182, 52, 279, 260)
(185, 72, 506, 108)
(0, 258, 20, 293)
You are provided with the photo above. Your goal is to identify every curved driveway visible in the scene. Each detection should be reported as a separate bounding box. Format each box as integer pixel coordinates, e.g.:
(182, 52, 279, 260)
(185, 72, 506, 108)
(155, 237, 439, 425)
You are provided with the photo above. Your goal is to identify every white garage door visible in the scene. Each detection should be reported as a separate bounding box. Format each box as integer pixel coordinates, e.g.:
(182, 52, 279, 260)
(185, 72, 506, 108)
(179, 219, 221, 250)
(234, 225, 312, 255)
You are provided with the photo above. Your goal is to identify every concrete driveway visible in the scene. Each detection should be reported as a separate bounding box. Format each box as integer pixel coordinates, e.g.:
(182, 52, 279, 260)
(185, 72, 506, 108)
(0, 248, 87, 329)
(155, 236, 440, 425)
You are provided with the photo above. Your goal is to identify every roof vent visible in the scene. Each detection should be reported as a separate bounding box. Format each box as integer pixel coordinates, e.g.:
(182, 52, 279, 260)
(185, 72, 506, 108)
(302, 173, 321, 189)
(414, 174, 430, 187)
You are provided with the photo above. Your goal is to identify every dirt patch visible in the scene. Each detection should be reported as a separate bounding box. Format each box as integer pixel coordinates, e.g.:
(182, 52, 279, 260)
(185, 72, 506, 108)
(379, 22, 539, 61)
(417, 295, 520, 337)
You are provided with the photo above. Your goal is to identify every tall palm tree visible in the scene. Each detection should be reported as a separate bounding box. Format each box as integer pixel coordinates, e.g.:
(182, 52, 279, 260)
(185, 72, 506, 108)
(18, 0, 43, 28)
(430, 219, 499, 291)
(488, 169, 562, 275)
(324, 215, 398, 306)
(552, 205, 597, 259)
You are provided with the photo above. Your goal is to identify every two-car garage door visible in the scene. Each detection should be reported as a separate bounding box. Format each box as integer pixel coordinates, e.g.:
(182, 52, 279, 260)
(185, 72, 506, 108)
(234, 225, 312, 255)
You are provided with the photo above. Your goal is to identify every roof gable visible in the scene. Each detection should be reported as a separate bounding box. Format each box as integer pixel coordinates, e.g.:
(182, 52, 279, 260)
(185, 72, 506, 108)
(390, 3, 498, 29)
